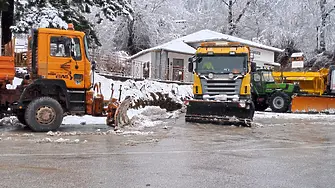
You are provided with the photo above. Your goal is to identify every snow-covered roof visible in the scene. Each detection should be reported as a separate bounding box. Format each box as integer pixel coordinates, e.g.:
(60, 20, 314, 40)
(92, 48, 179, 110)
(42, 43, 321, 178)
(291, 52, 304, 57)
(129, 39, 196, 59)
(183, 29, 284, 53)
(129, 29, 284, 60)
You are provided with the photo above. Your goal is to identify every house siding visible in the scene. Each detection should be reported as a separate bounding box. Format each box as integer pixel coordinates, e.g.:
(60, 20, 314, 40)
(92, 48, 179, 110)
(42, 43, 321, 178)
(131, 52, 152, 79)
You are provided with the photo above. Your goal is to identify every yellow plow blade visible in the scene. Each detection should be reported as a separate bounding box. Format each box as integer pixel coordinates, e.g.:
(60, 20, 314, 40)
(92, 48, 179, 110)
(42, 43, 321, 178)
(291, 95, 335, 114)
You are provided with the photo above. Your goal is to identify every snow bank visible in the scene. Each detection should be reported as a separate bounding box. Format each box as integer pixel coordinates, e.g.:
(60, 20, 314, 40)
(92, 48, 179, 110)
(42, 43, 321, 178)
(94, 73, 193, 107)
(62, 106, 179, 129)
(254, 111, 335, 120)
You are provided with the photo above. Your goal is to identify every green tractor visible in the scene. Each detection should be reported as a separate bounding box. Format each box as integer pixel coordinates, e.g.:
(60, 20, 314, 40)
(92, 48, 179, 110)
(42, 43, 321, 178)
(251, 69, 300, 113)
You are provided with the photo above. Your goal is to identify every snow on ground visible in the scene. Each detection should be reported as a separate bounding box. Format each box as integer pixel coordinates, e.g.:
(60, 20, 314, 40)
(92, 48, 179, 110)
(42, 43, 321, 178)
(94, 73, 193, 104)
(255, 111, 335, 120)
(62, 106, 180, 134)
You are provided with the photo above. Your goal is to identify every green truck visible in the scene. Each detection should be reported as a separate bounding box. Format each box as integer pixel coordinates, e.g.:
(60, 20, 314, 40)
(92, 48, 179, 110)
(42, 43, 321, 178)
(251, 69, 300, 113)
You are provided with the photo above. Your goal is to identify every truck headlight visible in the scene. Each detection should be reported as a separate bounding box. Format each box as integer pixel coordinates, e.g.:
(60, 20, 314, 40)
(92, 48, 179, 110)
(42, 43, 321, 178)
(229, 73, 234, 79)
(238, 101, 246, 108)
(208, 73, 214, 79)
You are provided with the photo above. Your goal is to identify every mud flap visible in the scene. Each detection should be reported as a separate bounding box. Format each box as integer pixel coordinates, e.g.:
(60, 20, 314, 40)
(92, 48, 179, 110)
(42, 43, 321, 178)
(291, 95, 335, 114)
(114, 96, 132, 128)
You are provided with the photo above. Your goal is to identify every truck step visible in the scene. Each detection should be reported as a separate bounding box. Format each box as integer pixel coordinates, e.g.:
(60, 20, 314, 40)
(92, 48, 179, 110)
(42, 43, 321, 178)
(70, 101, 85, 104)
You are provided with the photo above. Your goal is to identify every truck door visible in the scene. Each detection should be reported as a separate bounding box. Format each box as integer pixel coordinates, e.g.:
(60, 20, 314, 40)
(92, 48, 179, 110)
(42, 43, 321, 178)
(47, 35, 85, 89)
(252, 72, 264, 94)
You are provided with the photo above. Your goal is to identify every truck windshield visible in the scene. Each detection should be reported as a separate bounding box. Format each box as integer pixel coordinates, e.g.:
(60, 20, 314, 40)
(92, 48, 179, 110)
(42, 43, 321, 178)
(84, 35, 91, 61)
(196, 55, 247, 74)
(262, 71, 275, 82)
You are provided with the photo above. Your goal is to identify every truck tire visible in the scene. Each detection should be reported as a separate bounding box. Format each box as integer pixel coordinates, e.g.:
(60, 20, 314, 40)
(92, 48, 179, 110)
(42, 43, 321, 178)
(269, 91, 290, 113)
(249, 101, 255, 120)
(24, 97, 64, 132)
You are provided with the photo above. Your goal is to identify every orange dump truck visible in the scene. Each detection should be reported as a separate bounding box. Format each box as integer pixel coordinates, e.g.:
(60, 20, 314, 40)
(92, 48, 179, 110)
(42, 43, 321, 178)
(0, 25, 131, 132)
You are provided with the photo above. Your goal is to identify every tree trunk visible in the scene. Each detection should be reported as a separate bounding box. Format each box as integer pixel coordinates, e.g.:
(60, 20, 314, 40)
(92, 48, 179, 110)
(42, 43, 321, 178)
(320, 0, 327, 52)
(228, 0, 233, 35)
(127, 18, 135, 55)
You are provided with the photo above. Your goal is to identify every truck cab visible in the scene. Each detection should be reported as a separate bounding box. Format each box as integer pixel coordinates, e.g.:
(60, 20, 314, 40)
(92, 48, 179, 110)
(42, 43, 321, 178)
(251, 68, 300, 112)
(185, 42, 255, 126)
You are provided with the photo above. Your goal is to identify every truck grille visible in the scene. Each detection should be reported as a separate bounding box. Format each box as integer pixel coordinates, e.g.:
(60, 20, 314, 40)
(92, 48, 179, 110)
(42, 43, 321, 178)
(201, 78, 242, 96)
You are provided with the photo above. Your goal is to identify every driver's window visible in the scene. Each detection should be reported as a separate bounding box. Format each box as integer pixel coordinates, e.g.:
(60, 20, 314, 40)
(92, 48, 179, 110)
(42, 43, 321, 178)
(50, 36, 71, 57)
(254, 74, 261, 82)
(73, 38, 82, 61)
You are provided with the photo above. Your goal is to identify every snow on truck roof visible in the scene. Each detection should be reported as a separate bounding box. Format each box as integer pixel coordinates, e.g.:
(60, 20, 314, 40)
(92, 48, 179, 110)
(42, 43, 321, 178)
(129, 29, 284, 60)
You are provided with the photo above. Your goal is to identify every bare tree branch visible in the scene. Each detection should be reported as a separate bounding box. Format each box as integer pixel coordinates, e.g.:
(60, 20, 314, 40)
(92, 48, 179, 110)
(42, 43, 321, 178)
(221, 0, 229, 6)
(235, 0, 254, 25)
(151, 0, 167, 13)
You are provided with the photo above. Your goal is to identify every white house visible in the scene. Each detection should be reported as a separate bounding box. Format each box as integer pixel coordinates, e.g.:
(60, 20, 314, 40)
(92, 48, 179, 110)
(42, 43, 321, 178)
(129, 29, 284, 82)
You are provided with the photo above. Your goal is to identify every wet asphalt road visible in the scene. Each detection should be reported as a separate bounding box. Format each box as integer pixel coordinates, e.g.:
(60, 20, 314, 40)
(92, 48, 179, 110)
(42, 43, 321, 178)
(0, 113, 335, 188)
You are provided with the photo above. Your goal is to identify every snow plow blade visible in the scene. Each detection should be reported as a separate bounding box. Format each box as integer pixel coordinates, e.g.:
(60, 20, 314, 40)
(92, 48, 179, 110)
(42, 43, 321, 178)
(185, 100, 254, 126)
(114, 96, 132, 128)
(291, 95, 335, 114)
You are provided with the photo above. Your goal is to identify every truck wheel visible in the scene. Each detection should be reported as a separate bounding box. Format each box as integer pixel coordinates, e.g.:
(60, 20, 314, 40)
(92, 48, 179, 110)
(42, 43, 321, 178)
(25, 97, 64, 132)
(249, 101, 255, 120)
(269, 92, 290, 113)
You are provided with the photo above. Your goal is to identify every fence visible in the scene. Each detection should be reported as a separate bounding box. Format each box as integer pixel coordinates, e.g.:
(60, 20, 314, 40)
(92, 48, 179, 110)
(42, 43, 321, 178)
(89, 50, 132, 77)
(88, 50, 193, 83)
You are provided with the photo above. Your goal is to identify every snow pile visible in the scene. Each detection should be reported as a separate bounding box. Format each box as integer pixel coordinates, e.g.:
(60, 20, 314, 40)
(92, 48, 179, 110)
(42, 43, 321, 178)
(6, 77, 23, 90)
(62, 106, 179, 135)
(35, 137, 85, 144)
(0, 116, 21, 127)
(94, 73, 193, 110)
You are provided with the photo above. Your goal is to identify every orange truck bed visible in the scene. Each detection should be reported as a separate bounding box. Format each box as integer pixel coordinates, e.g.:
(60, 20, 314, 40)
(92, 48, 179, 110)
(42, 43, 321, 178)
(0, 56, 15, 85)
(0, 39, 16, 86)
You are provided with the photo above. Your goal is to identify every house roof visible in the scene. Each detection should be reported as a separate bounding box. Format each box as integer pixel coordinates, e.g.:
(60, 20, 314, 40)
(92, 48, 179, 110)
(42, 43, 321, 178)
(129, 39, 196, 59)
(182, 29, 284, 53)
(129, 29, 284, 60)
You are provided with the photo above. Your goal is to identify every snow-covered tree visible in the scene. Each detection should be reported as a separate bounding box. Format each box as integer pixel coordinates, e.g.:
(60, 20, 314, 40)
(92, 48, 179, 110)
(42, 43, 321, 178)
(11, 0, 133, 46)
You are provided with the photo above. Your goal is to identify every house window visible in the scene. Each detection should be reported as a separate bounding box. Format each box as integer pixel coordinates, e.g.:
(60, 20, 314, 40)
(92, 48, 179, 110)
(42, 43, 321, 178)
(143, 61, 150, 79)
(172, 58, 184, 81)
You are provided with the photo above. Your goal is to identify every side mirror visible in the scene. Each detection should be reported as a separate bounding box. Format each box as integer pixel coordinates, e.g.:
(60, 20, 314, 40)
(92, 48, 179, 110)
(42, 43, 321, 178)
(91, 60, 96, 71)
(251, 62, 257, 72)
(188, 62, 193, 72)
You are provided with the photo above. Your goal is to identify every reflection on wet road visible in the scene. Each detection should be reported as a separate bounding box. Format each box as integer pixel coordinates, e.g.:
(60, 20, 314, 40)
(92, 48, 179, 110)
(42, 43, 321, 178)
(0, 112, 335, 188)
